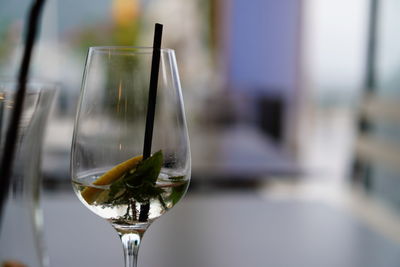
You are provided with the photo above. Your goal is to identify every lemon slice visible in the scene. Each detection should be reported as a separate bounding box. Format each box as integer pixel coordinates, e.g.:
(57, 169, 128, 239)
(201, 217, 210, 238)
(81, 155, 143, 204)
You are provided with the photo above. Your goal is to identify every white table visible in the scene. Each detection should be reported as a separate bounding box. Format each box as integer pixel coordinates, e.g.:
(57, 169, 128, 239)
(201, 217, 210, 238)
(43, 189, 400, 267)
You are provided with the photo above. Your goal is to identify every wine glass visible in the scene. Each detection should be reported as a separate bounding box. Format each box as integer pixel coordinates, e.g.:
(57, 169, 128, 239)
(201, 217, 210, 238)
(71, 46, 191, 267)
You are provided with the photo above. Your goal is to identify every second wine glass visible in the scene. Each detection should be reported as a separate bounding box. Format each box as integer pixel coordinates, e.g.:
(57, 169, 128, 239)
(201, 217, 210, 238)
(71, 46, 191, 267)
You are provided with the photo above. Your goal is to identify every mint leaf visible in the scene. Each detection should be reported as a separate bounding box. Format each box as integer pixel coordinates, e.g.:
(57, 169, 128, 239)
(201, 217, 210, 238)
(124, 150, 163, 187)
(108, 176, 126, 199)
(170, 182, 187, 205)
(106, 151, 164, 205)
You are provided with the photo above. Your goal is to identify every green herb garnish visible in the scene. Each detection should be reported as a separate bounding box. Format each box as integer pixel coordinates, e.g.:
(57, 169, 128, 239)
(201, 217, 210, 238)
(100, 150, 187, 222)
(107, 150, 164, 204)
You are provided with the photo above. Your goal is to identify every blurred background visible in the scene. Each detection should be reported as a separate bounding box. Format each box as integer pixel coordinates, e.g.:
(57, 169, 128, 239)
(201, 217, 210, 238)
(1, 0, 400, 266)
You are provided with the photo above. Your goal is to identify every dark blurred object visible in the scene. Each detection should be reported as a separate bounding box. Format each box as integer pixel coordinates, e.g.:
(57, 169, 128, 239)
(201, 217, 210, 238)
(257, 94, 284, 143)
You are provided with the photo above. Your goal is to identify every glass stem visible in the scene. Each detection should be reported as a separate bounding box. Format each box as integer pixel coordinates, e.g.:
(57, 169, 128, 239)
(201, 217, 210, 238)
(119, 231, 143, 267)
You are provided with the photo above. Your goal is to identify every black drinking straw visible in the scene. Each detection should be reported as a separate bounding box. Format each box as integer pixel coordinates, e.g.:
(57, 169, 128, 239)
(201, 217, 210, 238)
(139, 23, 163, 222)
(142, 23, 163, 159)
(0, 0, 46, 219)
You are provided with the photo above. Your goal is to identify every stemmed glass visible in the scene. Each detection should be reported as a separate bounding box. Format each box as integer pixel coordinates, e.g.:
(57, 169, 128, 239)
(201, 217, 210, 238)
(71, 47, 191, 267)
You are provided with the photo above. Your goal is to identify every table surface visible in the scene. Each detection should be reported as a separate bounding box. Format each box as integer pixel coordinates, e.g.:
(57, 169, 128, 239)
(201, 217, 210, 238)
(42, 189, 400, 267)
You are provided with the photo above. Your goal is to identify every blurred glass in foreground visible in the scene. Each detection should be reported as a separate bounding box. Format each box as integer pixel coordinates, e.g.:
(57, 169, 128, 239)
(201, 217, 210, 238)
(0, 83, 55, 267)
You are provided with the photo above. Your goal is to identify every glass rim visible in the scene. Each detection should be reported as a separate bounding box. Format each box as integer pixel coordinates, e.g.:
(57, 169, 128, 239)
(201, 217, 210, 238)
(89, 46, 175, 54)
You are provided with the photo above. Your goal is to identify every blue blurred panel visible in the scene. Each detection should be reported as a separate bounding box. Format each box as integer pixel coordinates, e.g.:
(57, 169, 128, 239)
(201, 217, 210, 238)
(229, 0, 300, 95)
